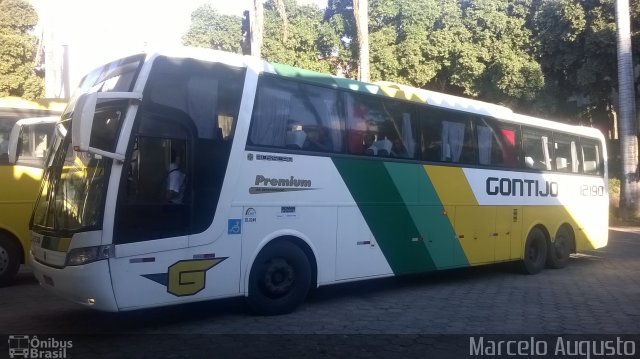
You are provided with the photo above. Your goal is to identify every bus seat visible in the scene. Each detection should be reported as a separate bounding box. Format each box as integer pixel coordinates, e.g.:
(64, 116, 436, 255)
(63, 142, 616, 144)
(584, 160, 597, 173)
(285, 130, 307, 149)
(556, 157, 567, 170)
(365, 146, 376, 156)
(525, 156, 535, 168)
(374, 139, 392, 157)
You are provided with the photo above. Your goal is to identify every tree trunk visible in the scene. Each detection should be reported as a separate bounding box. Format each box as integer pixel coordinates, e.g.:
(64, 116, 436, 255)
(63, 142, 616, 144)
(275, 0, 288, 43)
(616, 0, 640, 219)
(250, 0, 264, 58)
(353, 0, 369, 82)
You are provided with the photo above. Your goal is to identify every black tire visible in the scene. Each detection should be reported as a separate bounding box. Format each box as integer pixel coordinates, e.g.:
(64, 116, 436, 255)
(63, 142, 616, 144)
(247, 241, 312, 316)
(0, 233, 21, 286)
(546, 227, 572, 269)
(522, 227, 547, 275)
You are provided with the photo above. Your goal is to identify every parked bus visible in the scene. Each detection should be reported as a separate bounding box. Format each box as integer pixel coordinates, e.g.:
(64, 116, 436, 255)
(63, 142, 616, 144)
(29, 48, 607, 314)
(0, 112, 59, 285)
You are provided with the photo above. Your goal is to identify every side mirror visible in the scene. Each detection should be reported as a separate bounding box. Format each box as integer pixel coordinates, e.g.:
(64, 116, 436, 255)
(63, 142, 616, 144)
(71, 92, 98, 153)
(71, 92, 142, 160)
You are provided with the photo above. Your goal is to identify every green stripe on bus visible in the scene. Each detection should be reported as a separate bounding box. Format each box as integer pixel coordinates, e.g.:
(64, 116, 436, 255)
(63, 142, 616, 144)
(384, 163, 469, 269)
(272, 63, 383, 95)
(332, 158, 437, 274)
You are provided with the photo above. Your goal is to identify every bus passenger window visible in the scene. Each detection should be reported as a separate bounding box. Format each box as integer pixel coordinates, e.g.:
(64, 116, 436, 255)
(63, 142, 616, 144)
(553, 134, 579, 173)
(522, 129, 552, 170)
(250, 77, 343, 154)
(476, 119, 517, 168)
(420, 118, 441, 162)
(581, 140, 602, 175)
(346, 94, 416, 158)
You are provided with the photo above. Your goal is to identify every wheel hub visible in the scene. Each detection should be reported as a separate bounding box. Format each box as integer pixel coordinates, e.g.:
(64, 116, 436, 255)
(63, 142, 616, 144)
(0, 247, 9, 274)
(263, 258, 294, 296)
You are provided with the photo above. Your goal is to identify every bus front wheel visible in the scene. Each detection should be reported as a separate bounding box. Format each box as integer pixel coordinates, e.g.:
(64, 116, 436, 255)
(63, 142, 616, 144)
(547, 227, 572, 269)
(247, 241, 311, 316)
(0, 233, 21, 286)
(522, 227, 547, 275)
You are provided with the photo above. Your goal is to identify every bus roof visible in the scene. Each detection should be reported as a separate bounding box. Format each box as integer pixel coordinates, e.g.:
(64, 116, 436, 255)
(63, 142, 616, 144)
(137, 47, 602, 138)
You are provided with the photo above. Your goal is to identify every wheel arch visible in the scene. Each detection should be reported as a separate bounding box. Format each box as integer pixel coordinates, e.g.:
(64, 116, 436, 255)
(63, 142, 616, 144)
(522, 223, 550, 259)
(0, 228, 25, 264)
(242, 230, 318, 296)
(555, 223, 577, 253)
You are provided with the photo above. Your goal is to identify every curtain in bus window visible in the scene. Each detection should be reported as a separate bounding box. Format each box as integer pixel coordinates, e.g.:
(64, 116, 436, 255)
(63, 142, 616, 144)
(187, 77, 218, 139)
(477, 125, 492, 165)
(401, 113, 415, 157)
(442, 121, 465, 162)
(570, 140, 579, 173)
(541, 136, 552, 170)
(250, 87, 291, 147)
(500, 129, 516, 166)
(345, 94, 368, 154)
(324, 99, 343, 152)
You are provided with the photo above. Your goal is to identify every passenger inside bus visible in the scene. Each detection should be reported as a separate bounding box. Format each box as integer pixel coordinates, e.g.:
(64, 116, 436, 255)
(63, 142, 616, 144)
(303, 126, 331, 152)
(166, 150, 186, 204)
(391, 139, 409, 157)
(285, 121, 307, 149)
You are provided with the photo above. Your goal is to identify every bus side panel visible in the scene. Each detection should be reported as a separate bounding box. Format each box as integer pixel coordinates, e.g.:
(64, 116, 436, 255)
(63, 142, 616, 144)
(109, 233, 242, 310)
(335, 207, 392, 280)
(241, 205, 338, 285)
(459, 167, 608, 254)
(0, 165, 44, 262)
(236, 153, 349, 286)
(332, 159, 470, 274)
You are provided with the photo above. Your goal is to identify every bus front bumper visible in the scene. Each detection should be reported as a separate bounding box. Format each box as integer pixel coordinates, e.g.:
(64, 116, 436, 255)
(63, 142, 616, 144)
(30, 253, 119, 312)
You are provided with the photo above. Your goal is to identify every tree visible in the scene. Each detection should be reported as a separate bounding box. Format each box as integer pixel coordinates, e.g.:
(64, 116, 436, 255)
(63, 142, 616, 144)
(326, 0, 543, 105)
(353, 0, 369, 81)
(261, 0, 335, 72)
(182, 4, 243, 53)
(250, 0, 264, 57)
(0, 0, 43, 99)
(530, 0, 617, 128)
(616, 0, 640, 219)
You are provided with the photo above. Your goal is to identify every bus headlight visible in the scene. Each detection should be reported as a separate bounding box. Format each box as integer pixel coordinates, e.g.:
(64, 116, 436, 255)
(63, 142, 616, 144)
(65, 245, 114, 266)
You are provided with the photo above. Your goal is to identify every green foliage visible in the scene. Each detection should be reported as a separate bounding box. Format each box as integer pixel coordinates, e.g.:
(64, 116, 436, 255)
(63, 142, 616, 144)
(0, 0, 43, 100)
(182, 4, 243, 53)
(529, 0, 618, 126)
(179, 0, 640, 135)
(261, 0, 335, 72)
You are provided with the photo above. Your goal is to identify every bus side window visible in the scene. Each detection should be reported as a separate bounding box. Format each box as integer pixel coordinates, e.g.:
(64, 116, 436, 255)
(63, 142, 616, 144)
(553, 134, 580, 173)
(419, 113, 442, 162)
(476, 118, 517, 168)
(249, 77, 343, 154)
(522, 128, 553, 170)
(114, 110, 193, 244)
(581, 140, 602, 175)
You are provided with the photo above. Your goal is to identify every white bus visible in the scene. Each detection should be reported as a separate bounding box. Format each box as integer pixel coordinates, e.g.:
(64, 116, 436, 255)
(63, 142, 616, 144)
(29, 48, 608, 314)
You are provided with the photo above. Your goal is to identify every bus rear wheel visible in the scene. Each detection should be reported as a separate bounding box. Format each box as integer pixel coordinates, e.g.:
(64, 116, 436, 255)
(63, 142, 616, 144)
(0, 234, 20, 286)
(247, 241, 311, 316)
(547, 227, 572, 269)
(522, 227, 547, 275)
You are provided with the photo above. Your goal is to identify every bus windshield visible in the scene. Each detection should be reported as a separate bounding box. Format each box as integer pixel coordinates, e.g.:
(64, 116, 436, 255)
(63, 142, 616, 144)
(31, 120, 110, 232)
(31, 55, 144, 234)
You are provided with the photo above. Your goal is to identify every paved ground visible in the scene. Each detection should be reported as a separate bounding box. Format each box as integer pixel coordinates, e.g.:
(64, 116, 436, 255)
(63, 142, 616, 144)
(1, 229, 639, 358)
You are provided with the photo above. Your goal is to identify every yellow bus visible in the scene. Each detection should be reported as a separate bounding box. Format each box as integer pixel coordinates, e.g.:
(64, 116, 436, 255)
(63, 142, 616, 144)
(29, 48, 607, 313)
(0, 99, 61, 285)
